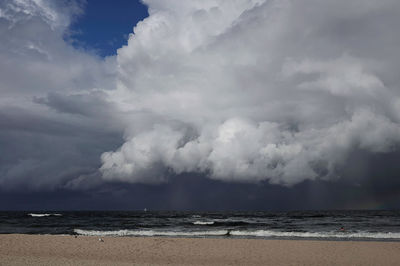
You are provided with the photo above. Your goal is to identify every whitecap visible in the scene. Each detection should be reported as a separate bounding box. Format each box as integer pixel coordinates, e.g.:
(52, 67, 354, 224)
(193, 221, 215, 225)
(74, 228, 400, 240)
(28, 213, 62, 217)
(230, 230, 400, 239)
(74, 229, 228, 237)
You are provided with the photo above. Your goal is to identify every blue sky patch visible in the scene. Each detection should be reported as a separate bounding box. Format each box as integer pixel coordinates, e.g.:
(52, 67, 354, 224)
(69, 0, 148, 57)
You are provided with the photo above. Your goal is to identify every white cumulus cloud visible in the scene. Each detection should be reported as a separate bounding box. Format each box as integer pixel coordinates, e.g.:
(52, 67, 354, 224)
(100, 0, 400, 185)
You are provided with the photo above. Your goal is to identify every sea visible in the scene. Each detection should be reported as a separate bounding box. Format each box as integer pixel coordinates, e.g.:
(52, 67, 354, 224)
(1, 210, 400, 241)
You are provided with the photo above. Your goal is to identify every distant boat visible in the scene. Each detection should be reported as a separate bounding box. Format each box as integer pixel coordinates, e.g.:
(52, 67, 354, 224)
(144, 208, 147, 212)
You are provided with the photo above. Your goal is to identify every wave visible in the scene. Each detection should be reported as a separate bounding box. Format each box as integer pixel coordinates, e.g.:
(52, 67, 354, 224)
(230, 230, 400, 239)
(191, 219, 263, 227)
(28, 213, 62, 217)
(193, 221, 215, 225)
(74, 229, 228, 237)
(74, 228, 400, 239)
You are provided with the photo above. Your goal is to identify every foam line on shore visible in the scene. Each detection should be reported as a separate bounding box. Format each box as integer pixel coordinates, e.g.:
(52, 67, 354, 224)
(74, 229, 229, 237)
(74, 228, 400, 239)
(230, 230, 400, 239)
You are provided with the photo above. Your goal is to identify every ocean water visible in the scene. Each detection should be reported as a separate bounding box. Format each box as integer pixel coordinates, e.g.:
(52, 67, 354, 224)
(1, 210, 400, 241)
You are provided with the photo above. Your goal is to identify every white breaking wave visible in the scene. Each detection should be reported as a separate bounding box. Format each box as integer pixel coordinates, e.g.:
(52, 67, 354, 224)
(230, 230, 400, 239)
(28, 213, 62, 217)
(74, 229, 228, 237)
(73, 229, 400, 239)
(193, 221, 215, 225)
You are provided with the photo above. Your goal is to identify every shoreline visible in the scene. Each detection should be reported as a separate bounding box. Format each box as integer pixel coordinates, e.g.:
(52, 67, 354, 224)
(1, 232, 400, 242)
(1, 234, 400, 265)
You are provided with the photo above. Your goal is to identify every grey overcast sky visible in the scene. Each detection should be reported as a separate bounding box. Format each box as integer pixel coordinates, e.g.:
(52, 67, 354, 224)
(1, 0, 400, 210)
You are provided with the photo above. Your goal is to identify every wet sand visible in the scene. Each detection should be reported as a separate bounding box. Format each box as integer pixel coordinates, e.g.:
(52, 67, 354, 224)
(0, 234, 400, 265)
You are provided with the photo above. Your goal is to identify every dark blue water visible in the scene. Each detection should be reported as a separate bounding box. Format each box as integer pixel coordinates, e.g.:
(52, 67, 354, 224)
(1, 210, 400, 241)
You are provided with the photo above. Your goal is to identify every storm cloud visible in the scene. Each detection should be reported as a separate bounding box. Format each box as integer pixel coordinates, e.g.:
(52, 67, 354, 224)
(0, 0, 121, 190)
(100, 0, 400, 185)
(1, 0, 400, 195)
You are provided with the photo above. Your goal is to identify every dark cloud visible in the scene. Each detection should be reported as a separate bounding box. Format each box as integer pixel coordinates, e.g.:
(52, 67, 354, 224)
(0, 107, 123, 190)
(33, 91, 115, 118)
(1, 0, 400, 210)
(2, 151, 400, 210)
(0, 0, 120, 191)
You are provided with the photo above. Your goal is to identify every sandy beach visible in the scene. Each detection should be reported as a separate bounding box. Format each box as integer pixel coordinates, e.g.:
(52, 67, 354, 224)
(0, 234, 399, 265)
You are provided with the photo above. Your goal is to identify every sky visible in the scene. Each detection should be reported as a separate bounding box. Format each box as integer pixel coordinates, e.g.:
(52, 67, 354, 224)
(1, 0, 400, 210)
(68, 0, 148, 57)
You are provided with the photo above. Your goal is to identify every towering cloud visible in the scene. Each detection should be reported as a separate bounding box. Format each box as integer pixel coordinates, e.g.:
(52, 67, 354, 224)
(1, 0, 400, 191)
(100, 0, 400, 185)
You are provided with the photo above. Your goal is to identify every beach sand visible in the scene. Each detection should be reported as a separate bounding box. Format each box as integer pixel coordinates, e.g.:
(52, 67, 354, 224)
(0, 234, 400, 265)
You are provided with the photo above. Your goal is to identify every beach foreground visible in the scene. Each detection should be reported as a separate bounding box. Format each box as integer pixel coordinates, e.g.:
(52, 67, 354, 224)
(1, 234, 400, 265)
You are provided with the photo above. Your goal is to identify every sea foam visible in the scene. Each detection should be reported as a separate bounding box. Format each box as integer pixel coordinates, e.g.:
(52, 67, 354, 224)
(193, 221, 215, 225)
(74, 229, 228, 237)
(74, 228, 400, 239)
(230, 230, 400, 239)
(28, 213, 62, 217)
